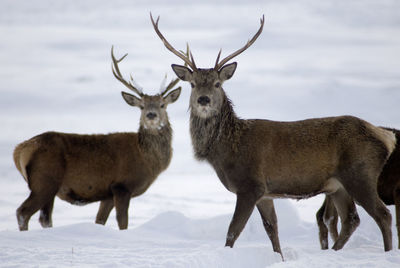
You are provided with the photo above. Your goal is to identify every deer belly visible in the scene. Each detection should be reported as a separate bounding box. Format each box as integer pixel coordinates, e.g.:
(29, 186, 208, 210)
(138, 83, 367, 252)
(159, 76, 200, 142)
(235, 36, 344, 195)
(57, 175, 112, 205)
(265, 175, 328, 199)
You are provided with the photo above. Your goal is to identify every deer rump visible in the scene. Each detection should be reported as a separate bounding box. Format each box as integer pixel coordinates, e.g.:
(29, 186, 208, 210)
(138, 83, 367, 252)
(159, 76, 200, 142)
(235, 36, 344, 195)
(317, 127, 400, 250)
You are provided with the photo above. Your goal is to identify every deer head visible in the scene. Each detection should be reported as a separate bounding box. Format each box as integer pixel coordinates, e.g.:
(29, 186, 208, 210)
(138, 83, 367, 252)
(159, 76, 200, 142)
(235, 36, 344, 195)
(151, 14, 264, 119)
(111, 46, 181, 130)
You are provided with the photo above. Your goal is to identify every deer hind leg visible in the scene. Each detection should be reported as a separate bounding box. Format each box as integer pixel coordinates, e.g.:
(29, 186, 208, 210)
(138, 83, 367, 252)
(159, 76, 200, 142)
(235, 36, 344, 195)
(256, 198, 283, 260)
(324, 195, 339, 243)
(96, 199, 114, 225)
(39, 197, 55, 228)
(17, 193, 43, 231)
(329, 188, 360, 250)
(394, 183, 400, 249)
(225, 184, 265, 248)
(111, 183, 131, 230)
(17, 184, 59, 231)
(316, 197, 329, 249)
(16, 160, 61, 231)
(339, 169, 392, 251)
(352, 190, 391, 251)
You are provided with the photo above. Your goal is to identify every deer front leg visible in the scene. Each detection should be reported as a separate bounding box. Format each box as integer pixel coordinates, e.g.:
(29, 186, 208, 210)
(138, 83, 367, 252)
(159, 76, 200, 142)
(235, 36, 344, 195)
(257, 198, 283, 260)
(225, 186, 264, 248)
(95, 199, 114, 225)
(111, 184, 132, 230)
(316, 197, 329, 249)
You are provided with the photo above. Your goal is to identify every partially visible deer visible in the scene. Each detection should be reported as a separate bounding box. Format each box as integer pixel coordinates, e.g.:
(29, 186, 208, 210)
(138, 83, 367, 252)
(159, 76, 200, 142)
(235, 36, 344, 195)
(151, 13, 395, 255)
(13, 46, 181, 231)
(317, 127, 400, 249)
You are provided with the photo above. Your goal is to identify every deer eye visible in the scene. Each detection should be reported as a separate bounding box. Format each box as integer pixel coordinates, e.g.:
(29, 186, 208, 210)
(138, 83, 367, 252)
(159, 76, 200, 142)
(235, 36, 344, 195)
(140, 105, 144, 110)
(190, 82, 195, 88)
(215, 82, 221, 88)
(160, 104, 165, 108)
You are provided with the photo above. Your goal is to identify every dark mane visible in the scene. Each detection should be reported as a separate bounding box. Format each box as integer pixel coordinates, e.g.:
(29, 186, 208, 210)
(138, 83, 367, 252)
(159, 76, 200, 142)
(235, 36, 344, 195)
(138, 123, 173, 172)
(189, 93, 248, 160)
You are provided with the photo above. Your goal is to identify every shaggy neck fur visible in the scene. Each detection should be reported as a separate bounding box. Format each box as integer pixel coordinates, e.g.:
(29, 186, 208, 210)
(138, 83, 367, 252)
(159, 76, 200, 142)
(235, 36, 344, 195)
(138, 123, 173, 173)
(190, 93, 248, 160)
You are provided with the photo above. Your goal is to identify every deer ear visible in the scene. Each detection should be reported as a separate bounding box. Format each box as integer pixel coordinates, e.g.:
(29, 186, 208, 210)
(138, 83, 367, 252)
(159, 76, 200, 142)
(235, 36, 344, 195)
(121, 92, 142, 107)
(164, 87, 181, 104)
(219, 62, 237, 81)
(171, 64, 192, 81)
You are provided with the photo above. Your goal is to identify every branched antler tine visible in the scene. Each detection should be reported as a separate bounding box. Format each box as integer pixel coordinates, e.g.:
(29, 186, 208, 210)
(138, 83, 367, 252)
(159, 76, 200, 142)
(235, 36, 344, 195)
(111, 46, 127, 78)
(189, 51, 197, 70)
(150, 13, 197, 70)
(161, 42, 191, 96)
(185, 42, 190, 67)
(111, 50, 130, 88)
(215, 15, 265, 70)
(166, 78, 180, 91)
(179, 43, 191, 68)
(160, 74, 181, 96)
(111, 46, 143, 97)
(160, 75, 179, 96)
(214, 49, 222, 70)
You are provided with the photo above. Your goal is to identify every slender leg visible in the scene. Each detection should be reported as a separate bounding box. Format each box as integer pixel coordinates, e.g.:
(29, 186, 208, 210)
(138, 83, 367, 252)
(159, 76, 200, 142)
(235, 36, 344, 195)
(394, 184, 400, 249)
(17, 171, 60, 231)
(316, 197, 329, 250)
(39, 197, 55, 228)
(324, 195, 339, 242)
(17, 188, 58, 231)
(257, 198, 283, 259)
(337, 156, 393, 252)
(16, 153, 63, 231)
(356, 196, 391, 251)
(17, 193, 44, 231)
(111, 184, 131, 230)
(95, 199, 114, 225)
(225, 186, 264, 248)
(341, 178, 392, 251)
(330, 188, 360, 250)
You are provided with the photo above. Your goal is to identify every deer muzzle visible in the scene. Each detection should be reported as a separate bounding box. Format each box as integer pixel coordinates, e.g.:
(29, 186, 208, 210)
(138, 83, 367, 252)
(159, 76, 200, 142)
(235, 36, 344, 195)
(197, 96, 210, 106)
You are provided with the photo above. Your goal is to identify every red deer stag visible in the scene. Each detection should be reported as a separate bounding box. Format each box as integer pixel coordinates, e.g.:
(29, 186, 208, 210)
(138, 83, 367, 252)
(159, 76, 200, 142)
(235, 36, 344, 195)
(151, 13, 396, 254)
(13, 46, 181, 230)
(317, 128, 400, 249)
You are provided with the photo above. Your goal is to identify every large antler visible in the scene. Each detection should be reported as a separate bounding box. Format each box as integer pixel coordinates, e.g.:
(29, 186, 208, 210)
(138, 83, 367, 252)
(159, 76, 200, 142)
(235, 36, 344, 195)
(214, 15, 265, 70)
(111, 46, 144, 97)
(159, 75, 180, 97)
(159, 43, 190, 96)
(150, 13, 197, 71)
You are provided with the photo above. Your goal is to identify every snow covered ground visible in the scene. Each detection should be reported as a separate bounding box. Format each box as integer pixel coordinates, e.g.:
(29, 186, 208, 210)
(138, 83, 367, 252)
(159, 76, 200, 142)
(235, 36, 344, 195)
(0, 0, 399, 267)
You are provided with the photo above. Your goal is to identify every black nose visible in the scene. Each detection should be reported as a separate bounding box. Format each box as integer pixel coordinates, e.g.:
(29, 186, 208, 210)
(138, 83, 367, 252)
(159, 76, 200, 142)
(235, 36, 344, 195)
(146, 112, 157, 120)
(197, 96, 210, 106)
